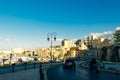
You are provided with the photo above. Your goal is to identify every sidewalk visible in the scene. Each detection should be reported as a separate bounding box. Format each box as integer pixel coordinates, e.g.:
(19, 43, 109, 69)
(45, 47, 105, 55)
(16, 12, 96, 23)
(0, 68, 40, 80)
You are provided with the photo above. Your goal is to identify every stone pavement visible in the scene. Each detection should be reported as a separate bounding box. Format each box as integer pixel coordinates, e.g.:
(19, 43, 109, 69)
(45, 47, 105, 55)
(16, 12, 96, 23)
(0, 68, 40, 80)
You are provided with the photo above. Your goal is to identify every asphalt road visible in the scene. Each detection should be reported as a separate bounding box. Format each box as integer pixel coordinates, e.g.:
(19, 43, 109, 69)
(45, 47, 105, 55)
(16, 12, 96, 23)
(46, 63, 120, 80)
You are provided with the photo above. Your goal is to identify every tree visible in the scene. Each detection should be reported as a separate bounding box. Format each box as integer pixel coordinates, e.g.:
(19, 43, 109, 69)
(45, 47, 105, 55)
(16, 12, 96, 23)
(114, 29, 120, 45)
(58, 53, 64, 59)
(64, 51, 74, 59)
(75, 39, 82, 46)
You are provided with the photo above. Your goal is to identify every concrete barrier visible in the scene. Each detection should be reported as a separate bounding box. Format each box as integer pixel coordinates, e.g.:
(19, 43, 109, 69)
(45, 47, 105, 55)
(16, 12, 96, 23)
(80, 61, 120, 75)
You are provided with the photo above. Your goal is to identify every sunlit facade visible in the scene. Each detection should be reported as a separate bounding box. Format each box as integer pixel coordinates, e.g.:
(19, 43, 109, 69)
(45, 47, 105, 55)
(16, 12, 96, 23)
(61, 39, 74, 49)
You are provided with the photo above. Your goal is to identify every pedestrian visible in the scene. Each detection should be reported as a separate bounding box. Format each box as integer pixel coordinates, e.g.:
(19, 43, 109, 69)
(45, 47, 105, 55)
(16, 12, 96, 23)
(89, 58, 97, 71)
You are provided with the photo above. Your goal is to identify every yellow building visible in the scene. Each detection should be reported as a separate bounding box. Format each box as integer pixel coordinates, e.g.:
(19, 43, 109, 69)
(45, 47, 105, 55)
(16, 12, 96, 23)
(61, 39, 74, 49)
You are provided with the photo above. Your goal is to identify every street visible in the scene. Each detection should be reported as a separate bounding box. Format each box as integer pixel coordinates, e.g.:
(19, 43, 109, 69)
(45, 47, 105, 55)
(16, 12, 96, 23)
(46, 63, 120, 80)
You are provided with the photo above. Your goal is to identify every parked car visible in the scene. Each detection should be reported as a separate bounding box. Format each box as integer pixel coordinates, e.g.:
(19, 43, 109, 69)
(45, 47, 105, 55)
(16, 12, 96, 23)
(63, 58, 76, 69)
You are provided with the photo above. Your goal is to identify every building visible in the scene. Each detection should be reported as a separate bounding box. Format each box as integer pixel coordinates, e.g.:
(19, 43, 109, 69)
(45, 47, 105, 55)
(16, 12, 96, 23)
(86, 35, 94, 49)
(92, 38, 111, 49)
(61, 39, 74, 49)
(96, 45, 120, 62)
(75, 39, 88, 50)
(12, 48, 25, 54)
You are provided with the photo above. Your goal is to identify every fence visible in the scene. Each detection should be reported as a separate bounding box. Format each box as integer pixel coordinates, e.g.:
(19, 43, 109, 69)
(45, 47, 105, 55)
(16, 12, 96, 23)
(0, 63, 40, 74)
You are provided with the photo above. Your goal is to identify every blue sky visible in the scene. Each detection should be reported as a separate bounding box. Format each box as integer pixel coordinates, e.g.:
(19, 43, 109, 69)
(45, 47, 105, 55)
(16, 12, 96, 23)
(0, 0, 120, 50)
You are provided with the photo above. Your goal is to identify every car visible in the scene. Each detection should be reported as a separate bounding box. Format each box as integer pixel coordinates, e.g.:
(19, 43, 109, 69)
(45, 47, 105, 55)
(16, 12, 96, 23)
(63, 58, 76, 69)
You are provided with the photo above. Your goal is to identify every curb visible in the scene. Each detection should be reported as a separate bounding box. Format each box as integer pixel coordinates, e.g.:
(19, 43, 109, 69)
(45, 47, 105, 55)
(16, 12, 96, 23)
(43, 63, 61, 80)
(100, 69, 120, 74)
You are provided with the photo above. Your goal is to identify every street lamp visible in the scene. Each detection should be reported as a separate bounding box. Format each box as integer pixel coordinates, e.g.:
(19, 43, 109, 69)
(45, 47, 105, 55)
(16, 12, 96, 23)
(9, 53, 13, 65)
(47, 32, 57, 64)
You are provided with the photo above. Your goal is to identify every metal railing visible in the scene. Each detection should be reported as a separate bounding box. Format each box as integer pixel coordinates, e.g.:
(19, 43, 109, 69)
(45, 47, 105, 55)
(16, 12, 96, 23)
(0, 63, 40, 74)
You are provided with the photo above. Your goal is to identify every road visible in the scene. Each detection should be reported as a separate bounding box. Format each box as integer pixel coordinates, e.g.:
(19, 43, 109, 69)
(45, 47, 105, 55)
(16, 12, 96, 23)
(46, 62, 120, 80)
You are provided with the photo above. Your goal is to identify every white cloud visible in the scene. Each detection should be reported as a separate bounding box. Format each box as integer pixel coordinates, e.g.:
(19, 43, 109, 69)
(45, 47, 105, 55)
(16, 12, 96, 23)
(116, 27, 120, 30)
(89, 26, 120, 39)
(90, 31, 114, 39)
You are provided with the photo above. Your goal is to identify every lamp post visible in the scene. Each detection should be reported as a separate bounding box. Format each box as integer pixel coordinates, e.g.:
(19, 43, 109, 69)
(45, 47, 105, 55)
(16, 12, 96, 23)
(47, 32, 57, 65)
(9, 53, 13, 65)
